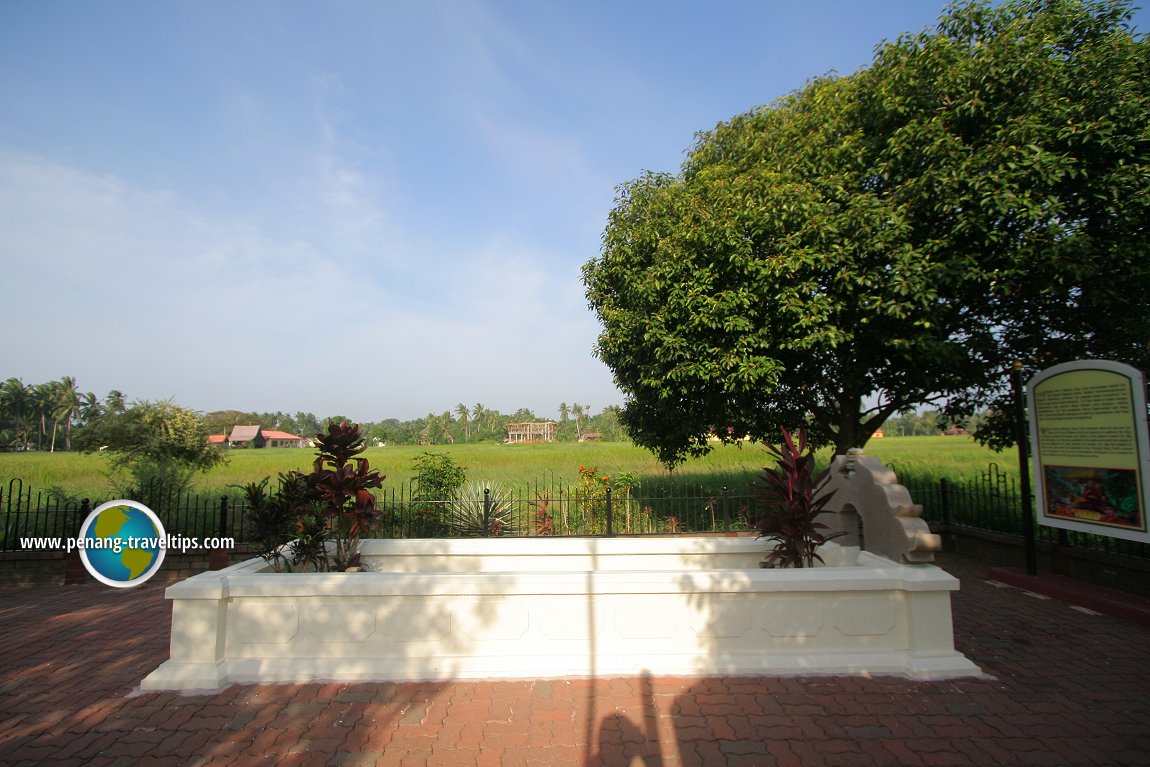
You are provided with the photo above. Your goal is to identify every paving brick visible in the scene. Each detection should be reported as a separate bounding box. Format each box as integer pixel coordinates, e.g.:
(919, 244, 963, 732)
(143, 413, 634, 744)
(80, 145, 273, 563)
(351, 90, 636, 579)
(4, 553, 1150, 767)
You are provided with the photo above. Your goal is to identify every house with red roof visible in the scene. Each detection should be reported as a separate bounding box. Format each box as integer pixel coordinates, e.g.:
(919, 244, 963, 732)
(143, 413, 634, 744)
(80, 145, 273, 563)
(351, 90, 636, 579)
(219, 425, 306, 449)
(261, 429, 307, 448)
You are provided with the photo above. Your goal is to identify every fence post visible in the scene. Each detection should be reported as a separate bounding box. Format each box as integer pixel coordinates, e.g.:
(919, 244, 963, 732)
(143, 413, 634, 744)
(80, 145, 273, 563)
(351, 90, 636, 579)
(218, 496, 229, 538)
(484, 487, 491, 535)
(722, 486, 730, 532)
(938, 478, 954, 552)
(64, 498, 90, 584)
(1012, 362, 1038, 576)
(605, 487, 613, 536)
(209, 496, 230, 571)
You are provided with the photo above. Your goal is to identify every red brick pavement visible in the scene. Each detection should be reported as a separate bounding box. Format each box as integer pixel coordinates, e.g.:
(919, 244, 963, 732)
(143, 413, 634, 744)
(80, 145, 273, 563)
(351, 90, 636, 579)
(1, 553, 1148, 767)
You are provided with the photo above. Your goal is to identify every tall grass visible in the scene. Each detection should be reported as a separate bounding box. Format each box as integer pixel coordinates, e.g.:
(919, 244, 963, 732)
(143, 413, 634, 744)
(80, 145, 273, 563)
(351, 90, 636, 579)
(0, 436, 1016, 502)
(857, 436, 1018, 484)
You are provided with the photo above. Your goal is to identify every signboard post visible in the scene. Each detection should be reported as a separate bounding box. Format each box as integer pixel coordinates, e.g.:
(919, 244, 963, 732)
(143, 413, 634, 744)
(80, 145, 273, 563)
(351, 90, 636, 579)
(1012, 362, 1038, 575)
(1027, 360, 1150, 545)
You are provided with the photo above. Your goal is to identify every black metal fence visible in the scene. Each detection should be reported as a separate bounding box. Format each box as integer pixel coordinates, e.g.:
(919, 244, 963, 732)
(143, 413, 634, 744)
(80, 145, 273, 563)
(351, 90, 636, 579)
(0, 478, 251, 550)
(4, 468, 1149, 563)
(900, 463, 1150, 561)
(371, 479, 759, 538)
(0, 476, 759, 551)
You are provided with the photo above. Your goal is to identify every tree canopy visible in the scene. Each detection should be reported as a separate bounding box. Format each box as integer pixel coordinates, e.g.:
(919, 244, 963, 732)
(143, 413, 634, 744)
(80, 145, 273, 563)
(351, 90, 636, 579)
(75, 399, 225, 497)
(583, 0, 1149, 465)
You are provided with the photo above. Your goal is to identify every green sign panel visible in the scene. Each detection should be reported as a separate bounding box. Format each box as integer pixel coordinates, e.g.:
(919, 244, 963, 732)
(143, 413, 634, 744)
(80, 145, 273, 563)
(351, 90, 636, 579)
(1028, 360, 1150, 543)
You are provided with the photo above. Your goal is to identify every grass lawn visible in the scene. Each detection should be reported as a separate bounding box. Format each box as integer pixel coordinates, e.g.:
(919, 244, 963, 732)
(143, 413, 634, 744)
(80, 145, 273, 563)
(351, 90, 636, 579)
(0, 435, 1018, 501)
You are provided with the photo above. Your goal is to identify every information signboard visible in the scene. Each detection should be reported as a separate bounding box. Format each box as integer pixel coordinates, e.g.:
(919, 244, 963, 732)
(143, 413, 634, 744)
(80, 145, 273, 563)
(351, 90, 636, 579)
(1028, 360, 1150, 543)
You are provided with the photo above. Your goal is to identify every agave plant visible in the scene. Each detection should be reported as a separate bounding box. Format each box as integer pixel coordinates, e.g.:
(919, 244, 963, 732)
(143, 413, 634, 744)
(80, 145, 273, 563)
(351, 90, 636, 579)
(755, 426, 844, 568)
(448, 482, 518, 537)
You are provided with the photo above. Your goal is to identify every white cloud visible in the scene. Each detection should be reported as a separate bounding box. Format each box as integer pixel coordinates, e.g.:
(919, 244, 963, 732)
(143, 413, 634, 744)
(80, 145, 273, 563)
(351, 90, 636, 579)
(0, 146, 620, 420)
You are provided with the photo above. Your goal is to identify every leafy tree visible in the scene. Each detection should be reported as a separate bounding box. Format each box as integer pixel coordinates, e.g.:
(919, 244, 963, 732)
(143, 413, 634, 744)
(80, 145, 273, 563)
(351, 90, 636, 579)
(866, 0, 1150, 448)
(203, 410, 257, 436)
(583, 0, 1149, 465)
(883, 409, 943, 437)
(75, 399, 225, 501)
(510, 407, 536, 422)
(589, 405, 626, 441)
(294, 411, 323, 438)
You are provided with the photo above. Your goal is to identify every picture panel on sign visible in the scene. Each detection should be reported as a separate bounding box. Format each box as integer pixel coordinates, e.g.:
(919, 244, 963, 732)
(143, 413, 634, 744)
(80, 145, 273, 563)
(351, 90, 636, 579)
(1027, 360, 1150, 544)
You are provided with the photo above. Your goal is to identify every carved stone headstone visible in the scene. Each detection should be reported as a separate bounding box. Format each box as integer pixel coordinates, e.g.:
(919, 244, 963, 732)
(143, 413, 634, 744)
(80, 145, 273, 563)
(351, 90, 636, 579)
(821, 449, 941, 564)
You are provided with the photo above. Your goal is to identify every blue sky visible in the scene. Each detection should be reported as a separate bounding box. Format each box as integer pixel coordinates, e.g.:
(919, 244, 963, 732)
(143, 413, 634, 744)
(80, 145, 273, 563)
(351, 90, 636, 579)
(3, 1, 1144, 422)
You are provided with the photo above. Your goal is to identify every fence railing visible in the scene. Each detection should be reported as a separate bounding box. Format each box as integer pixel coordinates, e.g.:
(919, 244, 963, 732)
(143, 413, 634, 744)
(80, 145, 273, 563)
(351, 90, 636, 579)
(373, 481, 758, 538)
(900, 464, 1150, 561)
(0, 478, 251, 551)
(0, 476, 760, 551)
(3, 468, 1149, 564)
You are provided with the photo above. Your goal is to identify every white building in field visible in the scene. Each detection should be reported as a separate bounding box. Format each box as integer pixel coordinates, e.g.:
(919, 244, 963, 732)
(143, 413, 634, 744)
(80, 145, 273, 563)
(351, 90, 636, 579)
(505, 422, 558, 443)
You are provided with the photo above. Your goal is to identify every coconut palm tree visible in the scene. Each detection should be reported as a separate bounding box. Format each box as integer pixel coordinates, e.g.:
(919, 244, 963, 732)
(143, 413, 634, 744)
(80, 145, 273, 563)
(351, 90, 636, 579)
(571, 402, 585, 441)
(105, 389, 126, 414)
(1, 377, 31, 449)
(472, 403, 487, 440)
(440, 410, 455, 443)
(455, 403, 471, 442)
(53, 376, 81, 451)
(29, 382, 57, 451)
(77, 392, 103, 425)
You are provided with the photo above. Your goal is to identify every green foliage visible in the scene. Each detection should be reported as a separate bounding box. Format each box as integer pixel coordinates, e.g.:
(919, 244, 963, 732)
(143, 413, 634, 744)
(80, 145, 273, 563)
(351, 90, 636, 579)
(412, 452, 467, 500)
(575, 464, 612, 533)
(408, 452, 467, 534)
(756, 428, 844, 568)
(447, 482, 518, 537)
(235, 471, 316, 571)
(74, 399, 225, 502)
(583, 0, 1150, 464)
(1, 376, 97, 452)
(234, 477, 292, 571)
(289, 512, 329, 572)
(113, 456, 202, 511)
(0, 437, 1023, 506)
(865, 0, 1150, 447)
(235, 422, 385, 571)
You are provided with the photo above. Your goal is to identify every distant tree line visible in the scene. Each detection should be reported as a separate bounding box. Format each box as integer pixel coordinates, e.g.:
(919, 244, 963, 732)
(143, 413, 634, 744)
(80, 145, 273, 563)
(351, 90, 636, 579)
(4, 374, 998, 456)
(0, 376, 124, 452)
(880, 409, 989, 437)
(0, 378, 629, 452)
(205, 401, 627, 446)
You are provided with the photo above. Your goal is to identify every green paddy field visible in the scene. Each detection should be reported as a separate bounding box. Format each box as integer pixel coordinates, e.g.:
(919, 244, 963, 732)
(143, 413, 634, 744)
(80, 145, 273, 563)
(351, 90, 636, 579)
(0, 436, 1017, 501)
